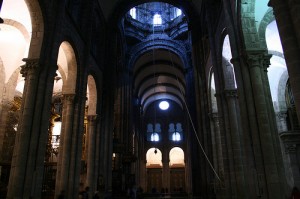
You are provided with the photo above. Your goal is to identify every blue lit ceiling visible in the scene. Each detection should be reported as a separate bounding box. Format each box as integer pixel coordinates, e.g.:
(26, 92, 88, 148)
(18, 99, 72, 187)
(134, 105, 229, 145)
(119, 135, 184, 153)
(128, 2, 184, 26)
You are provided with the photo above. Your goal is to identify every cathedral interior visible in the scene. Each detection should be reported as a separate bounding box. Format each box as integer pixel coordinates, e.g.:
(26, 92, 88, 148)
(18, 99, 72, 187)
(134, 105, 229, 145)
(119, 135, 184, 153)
(0, 0, 300, 198)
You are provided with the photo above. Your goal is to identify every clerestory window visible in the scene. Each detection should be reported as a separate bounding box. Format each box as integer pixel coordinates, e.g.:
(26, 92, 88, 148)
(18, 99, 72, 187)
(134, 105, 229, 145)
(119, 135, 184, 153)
(151, 133, 160, 141)
(172, 132, 181, 141)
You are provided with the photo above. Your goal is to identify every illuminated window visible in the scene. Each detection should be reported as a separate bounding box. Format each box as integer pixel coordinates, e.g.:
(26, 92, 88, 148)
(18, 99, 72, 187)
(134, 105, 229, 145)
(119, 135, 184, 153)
(130, 8, 136, 19)
(151, 133, 159, 141)
(159, 101, 169, 110)
(176, 8, 182, 17)
(153, 14, 162, 25)
(172, 132, 181, 141)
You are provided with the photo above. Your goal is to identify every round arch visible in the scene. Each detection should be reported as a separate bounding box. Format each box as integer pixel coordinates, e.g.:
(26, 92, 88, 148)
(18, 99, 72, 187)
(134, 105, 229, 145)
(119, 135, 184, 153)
(146, 148, 163, 168)
(24, 0, 44, 58)
(57, 41, 78, 94)
(239, 0, 270, 49)
(258, 8, 275, 47)
(3, 19, 31, 43)
(87, 75, 97, 115)
(169, 147, 185, 168)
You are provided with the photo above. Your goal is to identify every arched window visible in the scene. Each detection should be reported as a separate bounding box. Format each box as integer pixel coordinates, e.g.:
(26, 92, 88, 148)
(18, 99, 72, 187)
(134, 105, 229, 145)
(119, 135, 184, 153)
(172, 132, 181, 141)
(176, 8, 182, 17)
(130, 8, 136, 19)
(151, 133, 159, 141)
(222, 35, 237, 89)
(153, 14, 162, 25)
(169, 147, 185, 167)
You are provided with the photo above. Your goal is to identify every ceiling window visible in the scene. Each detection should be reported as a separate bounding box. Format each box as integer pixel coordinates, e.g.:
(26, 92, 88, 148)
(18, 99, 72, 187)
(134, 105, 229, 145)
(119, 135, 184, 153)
(130, 7, 136, 19)
(153, 13, 162, 25)
(176, 8, 182, 17)
(159, 101, 169, 110)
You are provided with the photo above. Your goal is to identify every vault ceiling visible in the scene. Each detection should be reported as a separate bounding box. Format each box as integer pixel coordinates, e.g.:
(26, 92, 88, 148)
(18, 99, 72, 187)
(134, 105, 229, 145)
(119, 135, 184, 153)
(97, 0, 203, 23)
(133, 49, 186, 113)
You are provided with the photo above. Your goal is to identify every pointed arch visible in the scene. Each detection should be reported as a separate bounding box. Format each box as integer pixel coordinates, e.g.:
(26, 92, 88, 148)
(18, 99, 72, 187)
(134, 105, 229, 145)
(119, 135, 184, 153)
(24, 0, 44, 58)
(222, 34, 237, 89)
(57, 41, 78, 94)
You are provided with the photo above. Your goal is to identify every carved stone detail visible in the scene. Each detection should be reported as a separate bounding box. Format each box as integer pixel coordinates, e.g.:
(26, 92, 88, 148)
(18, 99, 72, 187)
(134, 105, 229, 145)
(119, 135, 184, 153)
(63, 94, 75, 103)
(87, 115, 97, 122)
(247, 51, 272, 71)
(285, 144, 297, 154)
(20, 58, 40, 78)
(224, 89, 238, 98)
(277, 111, 287, 119)
(263, 54, 272, 69)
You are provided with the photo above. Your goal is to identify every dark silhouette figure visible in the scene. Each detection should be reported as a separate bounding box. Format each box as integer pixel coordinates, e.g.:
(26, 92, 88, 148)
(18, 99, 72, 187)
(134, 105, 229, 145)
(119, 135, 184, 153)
(93, 191, 100, 199)
(80, 186, 90, 199)
(291, 187, 300, 199)
(58, 190, 65, 199)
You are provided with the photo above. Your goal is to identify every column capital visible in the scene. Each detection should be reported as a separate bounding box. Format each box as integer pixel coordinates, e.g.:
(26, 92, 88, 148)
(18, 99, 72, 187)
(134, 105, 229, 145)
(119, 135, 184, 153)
(285, 143, 297, 154)
(277, 111, 287, 119)
(209, 112, 219, 119)
(247, 51, 264, 68)
(20, 58, 40, 78)
(63, 93, 76, 102)
(87, 115, 97, 122)
(246, 51, 272, 71)
(224, 89, 238, 98)
(262, 54, 272, 71)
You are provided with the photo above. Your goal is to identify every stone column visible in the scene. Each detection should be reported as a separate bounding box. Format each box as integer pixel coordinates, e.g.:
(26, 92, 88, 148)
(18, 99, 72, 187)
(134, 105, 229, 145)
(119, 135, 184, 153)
(285, 143, 300, 187)
(269, 0, 300, 124)
(287, 0, 300, 47)
(224, 89, 247, 197)
(162, 150, 170, 194)
(276, 112, 288, 133)
(7, 59, 40, 198)
(94, 119, 101, 191)
(0, 100, 11, 161)
(55, 93, 75, 198)
(99, 91, 114, 193)
(247, 51, 285, 198)
(69, 95, 88, 199)
(139, 159, 147, 192)
(209, 113, 224, 189)
(86, 115, 97, 193)
(280, 132, 300, 190)
(45, 113, 59, 162)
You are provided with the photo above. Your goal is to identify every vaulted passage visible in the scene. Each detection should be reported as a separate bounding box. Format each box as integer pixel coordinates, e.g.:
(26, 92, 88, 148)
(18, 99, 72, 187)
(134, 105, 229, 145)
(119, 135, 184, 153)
(0, 0, 300, 199)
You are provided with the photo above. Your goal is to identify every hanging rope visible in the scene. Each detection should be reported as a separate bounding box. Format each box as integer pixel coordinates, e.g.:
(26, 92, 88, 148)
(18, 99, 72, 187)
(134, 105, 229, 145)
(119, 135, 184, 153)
(147, 9, 222, 183)
(166, 44, 223, 183)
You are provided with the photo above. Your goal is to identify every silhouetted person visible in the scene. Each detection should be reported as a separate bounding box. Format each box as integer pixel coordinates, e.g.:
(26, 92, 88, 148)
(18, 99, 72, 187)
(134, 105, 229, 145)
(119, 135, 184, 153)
(291, 187, 300, 199)
(81, 186, 90, 199)
(58, 190, 65, 199)
(93, 191, 100, 199)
